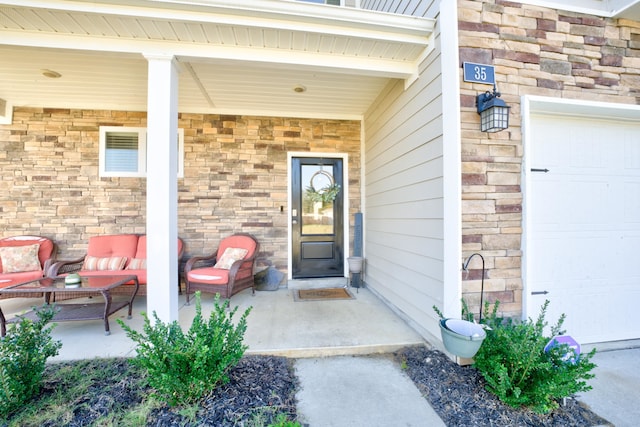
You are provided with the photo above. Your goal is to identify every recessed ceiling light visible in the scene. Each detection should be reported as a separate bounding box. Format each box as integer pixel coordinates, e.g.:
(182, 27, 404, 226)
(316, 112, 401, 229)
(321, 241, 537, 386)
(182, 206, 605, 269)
(41, 69, 62, 78)
(293, 85, 306, 93)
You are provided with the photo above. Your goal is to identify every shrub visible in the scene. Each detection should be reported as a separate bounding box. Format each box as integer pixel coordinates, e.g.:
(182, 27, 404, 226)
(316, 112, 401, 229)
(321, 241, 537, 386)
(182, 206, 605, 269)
(0, 305, 62, 418)
(473, 300, 597, 414)
(432, 299, 475, 322)
(267, 414, 302, 427)
(118, 292, 252, 406)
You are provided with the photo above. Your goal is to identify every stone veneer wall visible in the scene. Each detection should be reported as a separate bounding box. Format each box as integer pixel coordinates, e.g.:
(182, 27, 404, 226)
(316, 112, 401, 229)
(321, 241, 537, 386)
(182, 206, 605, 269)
(458, 0, 640, 317)
(0, 108, 361, 276)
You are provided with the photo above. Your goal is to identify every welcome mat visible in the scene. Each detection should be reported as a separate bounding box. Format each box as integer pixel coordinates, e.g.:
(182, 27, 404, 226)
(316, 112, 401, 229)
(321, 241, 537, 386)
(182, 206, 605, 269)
(294, 287, 354, 302)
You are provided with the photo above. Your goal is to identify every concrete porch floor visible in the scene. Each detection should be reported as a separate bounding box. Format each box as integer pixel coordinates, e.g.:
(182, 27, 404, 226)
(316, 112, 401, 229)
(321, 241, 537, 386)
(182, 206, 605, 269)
(0, 285, 426, 362)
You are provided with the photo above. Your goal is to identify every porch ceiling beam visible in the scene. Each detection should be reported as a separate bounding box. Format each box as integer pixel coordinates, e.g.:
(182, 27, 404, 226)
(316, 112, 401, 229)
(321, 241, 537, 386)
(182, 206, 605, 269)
(0, 29, 420, 79)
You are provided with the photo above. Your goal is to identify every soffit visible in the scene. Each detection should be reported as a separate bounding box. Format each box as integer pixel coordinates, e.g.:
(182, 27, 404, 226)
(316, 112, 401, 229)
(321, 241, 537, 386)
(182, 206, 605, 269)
(523, 0, 640, 19)
(0, 0, 434, 118)
(613, 1, 640, 20)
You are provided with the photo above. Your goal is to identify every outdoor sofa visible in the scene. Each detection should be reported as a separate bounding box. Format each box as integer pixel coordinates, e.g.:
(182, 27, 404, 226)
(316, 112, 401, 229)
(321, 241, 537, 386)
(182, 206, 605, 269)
(46, 234, 184, 296)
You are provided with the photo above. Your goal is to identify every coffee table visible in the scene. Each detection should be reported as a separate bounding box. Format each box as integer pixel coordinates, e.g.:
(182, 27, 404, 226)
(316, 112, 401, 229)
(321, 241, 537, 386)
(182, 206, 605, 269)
(0, 275, 139, 336)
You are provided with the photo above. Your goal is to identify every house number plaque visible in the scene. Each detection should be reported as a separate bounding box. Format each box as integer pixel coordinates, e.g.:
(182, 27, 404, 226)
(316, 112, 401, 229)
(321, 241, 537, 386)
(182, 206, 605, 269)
(463, 62, 495, 84)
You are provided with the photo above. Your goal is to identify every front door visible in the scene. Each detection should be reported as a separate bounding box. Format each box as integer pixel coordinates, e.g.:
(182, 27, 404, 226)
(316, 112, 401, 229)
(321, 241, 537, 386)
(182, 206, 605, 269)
(292, 157, 344, 278)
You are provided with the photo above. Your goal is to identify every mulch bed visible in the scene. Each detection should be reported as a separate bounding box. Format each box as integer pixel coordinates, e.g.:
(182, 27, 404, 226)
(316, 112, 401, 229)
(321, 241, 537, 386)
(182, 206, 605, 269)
(10, 347, 612, 426)
(395, 346, 613, 427)
(149, 355, 298, 426)
(24, 356, 298, 427)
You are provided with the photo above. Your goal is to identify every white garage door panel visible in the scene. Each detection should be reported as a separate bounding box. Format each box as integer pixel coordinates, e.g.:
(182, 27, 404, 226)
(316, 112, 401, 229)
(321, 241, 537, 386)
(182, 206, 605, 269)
(528, 114, 640, 344)
(534, 180, 610, 227)
(532, 233, 611, 281)
(544, 285, 640, 343)
(625, 182, 640, 221)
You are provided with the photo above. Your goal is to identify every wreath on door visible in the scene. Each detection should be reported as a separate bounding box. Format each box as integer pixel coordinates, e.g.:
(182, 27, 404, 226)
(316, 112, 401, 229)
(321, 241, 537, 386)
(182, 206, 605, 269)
(305, 170, 341, 204)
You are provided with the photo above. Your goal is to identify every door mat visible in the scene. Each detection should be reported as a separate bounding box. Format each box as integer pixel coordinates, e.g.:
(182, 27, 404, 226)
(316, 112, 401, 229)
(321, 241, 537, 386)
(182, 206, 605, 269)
(294, 287, 354, 302)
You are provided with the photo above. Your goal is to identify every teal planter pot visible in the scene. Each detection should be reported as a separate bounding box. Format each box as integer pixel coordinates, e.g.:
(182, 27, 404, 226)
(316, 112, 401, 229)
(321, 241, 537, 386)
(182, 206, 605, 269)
(439, 318, 486, 358)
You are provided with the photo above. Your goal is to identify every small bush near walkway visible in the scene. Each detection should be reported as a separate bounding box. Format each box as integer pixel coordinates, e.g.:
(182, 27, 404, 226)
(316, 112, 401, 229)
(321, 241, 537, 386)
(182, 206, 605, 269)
(118, 291, 252, 407)
(473, 300, 597, 414)
(0, 305, 61, 419)
(4, 293, 298, 426)
(3, 355, 300, 426)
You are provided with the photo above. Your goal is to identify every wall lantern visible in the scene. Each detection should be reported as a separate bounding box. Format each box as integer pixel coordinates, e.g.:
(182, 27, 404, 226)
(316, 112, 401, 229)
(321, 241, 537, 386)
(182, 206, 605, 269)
(476, 86, 510, 132)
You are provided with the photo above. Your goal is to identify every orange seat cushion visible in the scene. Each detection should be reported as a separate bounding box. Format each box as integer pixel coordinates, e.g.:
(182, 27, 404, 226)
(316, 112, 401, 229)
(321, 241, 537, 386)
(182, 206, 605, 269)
(0, 270, 44, 288)
(187, 268, 230, 285)
(76, 269, 145, 285)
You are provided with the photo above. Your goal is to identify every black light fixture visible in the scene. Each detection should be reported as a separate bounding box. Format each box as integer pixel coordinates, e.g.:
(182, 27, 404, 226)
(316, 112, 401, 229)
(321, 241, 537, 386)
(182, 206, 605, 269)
(476, 85, 510, 132)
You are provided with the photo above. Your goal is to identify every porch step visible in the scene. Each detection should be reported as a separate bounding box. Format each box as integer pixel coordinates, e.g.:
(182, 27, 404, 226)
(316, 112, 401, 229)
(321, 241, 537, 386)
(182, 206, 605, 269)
(287, 277, 348, 290)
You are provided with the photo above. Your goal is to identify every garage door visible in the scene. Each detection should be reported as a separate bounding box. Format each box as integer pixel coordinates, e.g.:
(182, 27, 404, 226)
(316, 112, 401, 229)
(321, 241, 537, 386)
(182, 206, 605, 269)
(527, 113, 640, 344)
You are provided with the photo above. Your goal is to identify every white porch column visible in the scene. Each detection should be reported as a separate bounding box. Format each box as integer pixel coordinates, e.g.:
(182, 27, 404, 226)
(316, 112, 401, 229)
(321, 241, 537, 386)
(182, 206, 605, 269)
(440, 1, 462, 319)
(145, 54, 179, 322)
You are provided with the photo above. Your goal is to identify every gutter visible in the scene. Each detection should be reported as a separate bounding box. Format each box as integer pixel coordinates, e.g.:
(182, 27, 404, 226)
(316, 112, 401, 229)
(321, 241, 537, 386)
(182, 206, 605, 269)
(1, 0, 435, 40)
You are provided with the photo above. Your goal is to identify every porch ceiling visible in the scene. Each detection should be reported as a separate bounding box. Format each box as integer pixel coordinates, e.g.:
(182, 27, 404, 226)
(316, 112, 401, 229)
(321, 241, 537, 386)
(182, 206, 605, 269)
(0, 0, 435, 119)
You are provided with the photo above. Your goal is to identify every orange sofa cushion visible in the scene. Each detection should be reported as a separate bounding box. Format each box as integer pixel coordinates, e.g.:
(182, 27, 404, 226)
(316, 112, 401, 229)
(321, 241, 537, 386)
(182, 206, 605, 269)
(76, 235, 181, 286)
(132, 236, 184, 265)
(87, 234, 139, 259)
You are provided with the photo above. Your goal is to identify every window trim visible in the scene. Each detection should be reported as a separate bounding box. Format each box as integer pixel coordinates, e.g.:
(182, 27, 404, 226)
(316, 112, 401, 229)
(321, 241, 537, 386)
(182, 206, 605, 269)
(99, 126, 184, 178)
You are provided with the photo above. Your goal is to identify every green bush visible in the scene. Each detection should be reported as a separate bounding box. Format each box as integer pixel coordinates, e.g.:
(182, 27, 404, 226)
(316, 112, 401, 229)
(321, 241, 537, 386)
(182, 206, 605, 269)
(118, 292, 252, 406)
(432, 299, 475, 322)
(473, 300, 597, 414)
(267, 414, 302, 427)
(0, 305, 62, 418)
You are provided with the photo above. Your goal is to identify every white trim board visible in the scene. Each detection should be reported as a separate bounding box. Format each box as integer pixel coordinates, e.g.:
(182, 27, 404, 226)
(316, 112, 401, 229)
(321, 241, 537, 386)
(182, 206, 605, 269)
(440, 0, 462, 321)
(524, 95, 640, 121)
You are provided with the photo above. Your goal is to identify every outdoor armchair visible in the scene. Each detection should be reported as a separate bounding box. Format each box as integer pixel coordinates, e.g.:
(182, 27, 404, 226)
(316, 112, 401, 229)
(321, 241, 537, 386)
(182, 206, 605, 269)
(0, 235, 56, 297)
(184, 233, 259, 303)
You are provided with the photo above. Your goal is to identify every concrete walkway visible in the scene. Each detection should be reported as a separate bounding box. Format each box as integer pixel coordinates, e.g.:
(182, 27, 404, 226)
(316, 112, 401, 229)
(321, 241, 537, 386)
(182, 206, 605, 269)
(578, 343, 640, 427)
(295, 355, 445, 427)
(0, 286, 425, 361)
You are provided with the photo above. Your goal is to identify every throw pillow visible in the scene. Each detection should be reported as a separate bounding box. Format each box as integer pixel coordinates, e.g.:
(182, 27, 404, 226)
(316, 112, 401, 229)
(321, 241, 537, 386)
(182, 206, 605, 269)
(0, 244, 41, 273)
(214, 247, 249, 270)
(127, 258, 147, 270)
(82, 256, 127, 271)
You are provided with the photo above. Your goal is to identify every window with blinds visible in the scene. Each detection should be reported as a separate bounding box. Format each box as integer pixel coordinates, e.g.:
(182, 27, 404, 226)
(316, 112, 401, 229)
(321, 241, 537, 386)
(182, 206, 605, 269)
(99, 126, 184, 178)
(105, 131, 140, 173)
